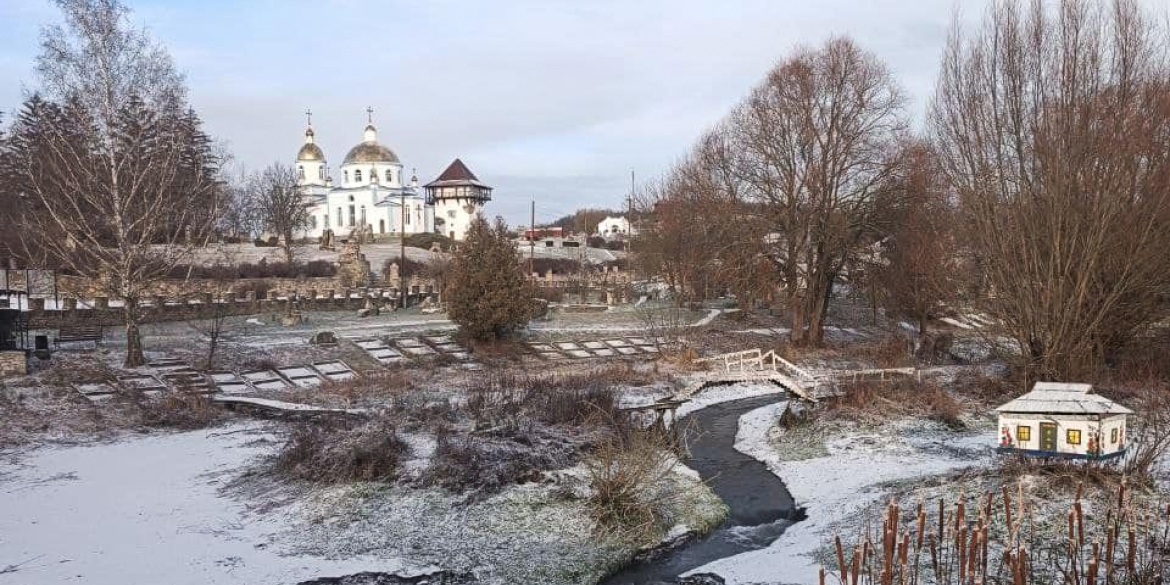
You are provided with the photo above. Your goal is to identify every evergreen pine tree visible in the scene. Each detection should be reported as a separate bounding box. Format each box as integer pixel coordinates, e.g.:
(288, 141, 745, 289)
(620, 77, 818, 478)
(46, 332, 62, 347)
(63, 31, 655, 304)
(446, 215, 534, 340)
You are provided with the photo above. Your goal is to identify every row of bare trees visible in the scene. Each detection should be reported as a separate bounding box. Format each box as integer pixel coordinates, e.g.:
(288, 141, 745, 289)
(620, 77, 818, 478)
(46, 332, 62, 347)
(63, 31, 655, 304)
(932, 0, 1170, 380)
(635, 0, 1170, 380)
(0, 0, 311, 367)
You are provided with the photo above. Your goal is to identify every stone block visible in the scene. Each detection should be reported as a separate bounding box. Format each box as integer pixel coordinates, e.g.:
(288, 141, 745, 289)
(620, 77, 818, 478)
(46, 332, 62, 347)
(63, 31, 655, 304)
(0, 351, 27, 377)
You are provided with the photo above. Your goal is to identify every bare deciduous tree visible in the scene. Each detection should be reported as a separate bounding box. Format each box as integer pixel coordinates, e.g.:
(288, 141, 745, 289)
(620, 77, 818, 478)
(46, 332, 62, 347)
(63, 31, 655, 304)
(732, 37, 908, 345)
(251, 162, 308, 265)
(15, 0, 222, 367)
(636, 38, 908, 346)
(875, 141, 962, 336)
(931, 0, 1170, 380)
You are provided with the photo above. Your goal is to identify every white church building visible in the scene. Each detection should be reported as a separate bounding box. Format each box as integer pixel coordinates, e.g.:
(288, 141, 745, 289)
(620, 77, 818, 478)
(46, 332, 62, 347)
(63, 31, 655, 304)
(294, 113, 491, 241)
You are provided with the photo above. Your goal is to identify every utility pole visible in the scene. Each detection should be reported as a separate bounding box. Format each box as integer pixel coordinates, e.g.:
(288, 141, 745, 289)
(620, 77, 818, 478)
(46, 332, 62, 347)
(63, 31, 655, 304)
(529, 198, 535, 286)
(627, 168, 635, 256)
(400, 187, 407, 310)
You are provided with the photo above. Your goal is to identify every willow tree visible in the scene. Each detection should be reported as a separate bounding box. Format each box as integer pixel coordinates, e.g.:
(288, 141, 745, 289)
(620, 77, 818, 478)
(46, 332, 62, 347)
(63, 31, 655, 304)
(931, 0, 1170, 380)
(14, 0, 222, 367)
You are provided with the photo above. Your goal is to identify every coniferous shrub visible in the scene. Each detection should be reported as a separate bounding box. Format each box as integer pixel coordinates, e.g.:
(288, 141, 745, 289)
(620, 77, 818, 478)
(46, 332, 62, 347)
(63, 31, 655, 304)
(445, 215, 535, 340)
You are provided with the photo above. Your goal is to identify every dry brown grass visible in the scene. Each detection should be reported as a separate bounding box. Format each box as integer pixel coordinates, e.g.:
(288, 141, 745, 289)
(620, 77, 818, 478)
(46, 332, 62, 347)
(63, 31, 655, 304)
(586, 426, 686, 541)
(124, 391, 222, 429)
(276, 417, 408, 483)
(824, 379, 966, 429)
(282, 373, 413, 408)
(851, 336, 915, 369)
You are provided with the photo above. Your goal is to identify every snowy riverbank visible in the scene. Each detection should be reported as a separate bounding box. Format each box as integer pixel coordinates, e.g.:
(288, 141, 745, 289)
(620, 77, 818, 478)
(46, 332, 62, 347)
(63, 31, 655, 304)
(684, 400, 994, 584)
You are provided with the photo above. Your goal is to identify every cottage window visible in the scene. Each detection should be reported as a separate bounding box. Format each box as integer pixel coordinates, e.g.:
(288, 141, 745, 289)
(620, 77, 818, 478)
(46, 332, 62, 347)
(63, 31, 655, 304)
(1111, 428, 1119, 444)
(1067, 429, 1081, 445)
(1016, 426, 1031, 441)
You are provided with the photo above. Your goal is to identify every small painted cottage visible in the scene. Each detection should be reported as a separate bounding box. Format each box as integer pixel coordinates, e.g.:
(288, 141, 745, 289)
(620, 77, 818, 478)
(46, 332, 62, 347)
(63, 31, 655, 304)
(996, 382, 1131, 460)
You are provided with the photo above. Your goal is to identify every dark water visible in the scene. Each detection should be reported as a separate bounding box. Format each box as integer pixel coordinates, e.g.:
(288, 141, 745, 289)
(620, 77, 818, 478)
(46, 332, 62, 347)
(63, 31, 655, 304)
(601, 392, 804, 585)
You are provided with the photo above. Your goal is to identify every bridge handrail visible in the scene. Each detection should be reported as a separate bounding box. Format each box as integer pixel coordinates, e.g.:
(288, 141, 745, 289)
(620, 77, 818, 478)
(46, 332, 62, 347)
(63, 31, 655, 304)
(761, 349, 818, 383)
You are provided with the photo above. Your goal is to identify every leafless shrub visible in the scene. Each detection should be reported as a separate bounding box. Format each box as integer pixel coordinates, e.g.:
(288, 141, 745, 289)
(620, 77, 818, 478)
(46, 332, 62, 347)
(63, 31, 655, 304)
(463, 368, 627, 432)
(422, 430, 575, 495)
(825, 380, 966, 430)
(132, 392, 221, 429)
(586, 426, 685, 541)
(276, 417, 408, 483)
(852, 336, 914, 369)
(1119, 383, 1170, 481)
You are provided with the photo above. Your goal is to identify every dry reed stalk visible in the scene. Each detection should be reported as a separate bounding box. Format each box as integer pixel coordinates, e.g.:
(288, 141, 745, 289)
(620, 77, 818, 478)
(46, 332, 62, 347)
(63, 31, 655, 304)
(851, 546, 861, 585)
(959, 523, 968, 583)
(836, 534, 848, 584)
(1003, 485, 1015, 537)
(1075, 500, 1085, 548)
(1088, 541, 1100, 585)
(1127, 523, 1136, 572)
(928, 531, 940, 582)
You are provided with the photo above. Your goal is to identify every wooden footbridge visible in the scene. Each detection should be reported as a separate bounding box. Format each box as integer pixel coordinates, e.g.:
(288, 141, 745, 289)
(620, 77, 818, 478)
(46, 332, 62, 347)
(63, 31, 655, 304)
(678, 349, 923, 403)
(680, 348, 823, 402)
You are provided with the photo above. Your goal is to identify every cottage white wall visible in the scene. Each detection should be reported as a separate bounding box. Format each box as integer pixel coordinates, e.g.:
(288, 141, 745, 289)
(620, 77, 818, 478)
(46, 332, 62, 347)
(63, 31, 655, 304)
(998, 413, 1110, 456)
(1100, 414, 1127, 454)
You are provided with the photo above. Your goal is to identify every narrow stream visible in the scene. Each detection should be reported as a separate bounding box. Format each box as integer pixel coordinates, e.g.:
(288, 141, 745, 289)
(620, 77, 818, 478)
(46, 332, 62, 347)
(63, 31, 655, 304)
(602, 391, 805, 585)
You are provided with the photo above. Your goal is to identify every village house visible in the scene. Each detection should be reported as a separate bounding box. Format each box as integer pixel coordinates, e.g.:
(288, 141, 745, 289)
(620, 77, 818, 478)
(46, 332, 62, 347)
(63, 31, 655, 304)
(996, 382, 1131, 460)
(596, 215, 635, 239)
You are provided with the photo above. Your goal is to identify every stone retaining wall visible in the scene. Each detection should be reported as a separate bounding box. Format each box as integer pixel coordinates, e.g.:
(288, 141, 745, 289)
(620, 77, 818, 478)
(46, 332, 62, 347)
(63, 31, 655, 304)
(24, 287, 439, 331)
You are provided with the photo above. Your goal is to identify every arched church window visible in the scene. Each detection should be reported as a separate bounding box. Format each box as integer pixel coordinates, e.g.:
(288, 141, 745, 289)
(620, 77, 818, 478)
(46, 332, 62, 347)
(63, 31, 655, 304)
(318, 167, 325, 180)
(385, 169, 393, 183)
(379, 219, 385, 233)
(298, 165, 305, 180)
(355, 169, 363, 182)
(344, 170, 349, 183)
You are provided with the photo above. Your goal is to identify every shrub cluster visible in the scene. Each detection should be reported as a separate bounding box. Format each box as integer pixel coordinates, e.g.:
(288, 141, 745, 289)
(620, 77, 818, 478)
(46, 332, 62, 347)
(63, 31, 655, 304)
(824, 379, 966, 429)
(276, 418, 409, 483)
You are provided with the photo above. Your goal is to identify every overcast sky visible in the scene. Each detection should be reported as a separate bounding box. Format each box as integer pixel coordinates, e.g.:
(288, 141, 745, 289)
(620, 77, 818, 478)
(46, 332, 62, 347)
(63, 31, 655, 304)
(1, 0, 1161, 225)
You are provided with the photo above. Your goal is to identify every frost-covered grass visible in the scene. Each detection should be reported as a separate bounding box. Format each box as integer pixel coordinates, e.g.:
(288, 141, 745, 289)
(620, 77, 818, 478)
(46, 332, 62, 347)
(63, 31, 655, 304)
(267, 460, 724, 585)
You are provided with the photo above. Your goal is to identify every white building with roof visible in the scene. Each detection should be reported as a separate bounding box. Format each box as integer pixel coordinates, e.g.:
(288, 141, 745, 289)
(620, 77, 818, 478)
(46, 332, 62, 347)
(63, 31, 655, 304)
(294, 113, 491, 241)
(995, 382, 1131, 460)
(597, 215, 635, 239)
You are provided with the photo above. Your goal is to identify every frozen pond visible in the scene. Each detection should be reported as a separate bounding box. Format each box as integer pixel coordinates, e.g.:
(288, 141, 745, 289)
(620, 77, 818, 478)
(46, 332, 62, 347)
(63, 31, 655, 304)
(0, 424, 404, 585)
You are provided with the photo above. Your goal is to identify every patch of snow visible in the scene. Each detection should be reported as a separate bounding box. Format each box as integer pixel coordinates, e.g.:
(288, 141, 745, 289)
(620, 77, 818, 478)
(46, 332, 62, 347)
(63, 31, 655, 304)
(0, 424, 409, 585)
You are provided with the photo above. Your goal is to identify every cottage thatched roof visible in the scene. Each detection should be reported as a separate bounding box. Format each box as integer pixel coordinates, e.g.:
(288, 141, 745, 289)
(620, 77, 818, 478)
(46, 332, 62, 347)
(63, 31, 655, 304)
(995, 382, 1132, 416)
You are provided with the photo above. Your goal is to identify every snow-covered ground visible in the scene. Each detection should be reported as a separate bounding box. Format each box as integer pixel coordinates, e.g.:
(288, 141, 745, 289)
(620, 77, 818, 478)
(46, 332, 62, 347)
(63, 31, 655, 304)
(0, 423, 414, 585)
(683, 399, 994, 584)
